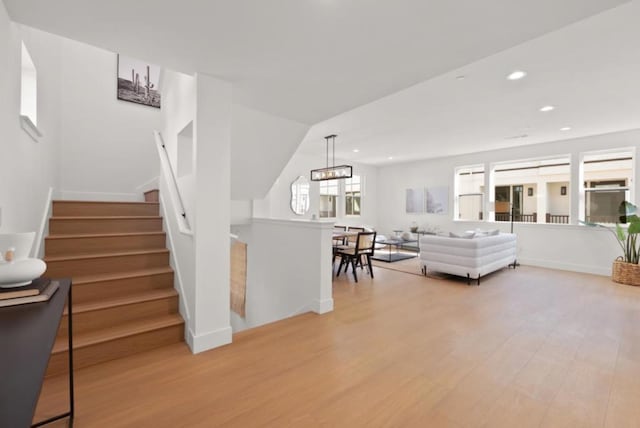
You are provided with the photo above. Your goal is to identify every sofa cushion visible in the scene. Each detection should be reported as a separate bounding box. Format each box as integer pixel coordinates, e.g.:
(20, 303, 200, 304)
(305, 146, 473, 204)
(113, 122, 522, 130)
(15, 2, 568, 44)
(449, 231, 476, 239)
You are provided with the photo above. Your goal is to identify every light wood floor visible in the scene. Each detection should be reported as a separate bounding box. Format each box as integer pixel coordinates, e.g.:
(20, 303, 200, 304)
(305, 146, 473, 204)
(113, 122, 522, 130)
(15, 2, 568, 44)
(35, 265, 640, 427)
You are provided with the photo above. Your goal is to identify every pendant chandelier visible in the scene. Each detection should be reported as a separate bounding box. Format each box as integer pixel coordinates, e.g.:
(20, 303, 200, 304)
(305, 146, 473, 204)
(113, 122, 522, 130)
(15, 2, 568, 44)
(310, 134, 353, 181)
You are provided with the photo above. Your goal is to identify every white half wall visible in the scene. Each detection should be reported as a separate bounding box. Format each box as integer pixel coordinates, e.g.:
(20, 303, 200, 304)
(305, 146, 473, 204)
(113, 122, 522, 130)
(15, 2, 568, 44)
(376, 128, 640, 275)
(0, 9, 60, 235)
(230, 218, 334, 332)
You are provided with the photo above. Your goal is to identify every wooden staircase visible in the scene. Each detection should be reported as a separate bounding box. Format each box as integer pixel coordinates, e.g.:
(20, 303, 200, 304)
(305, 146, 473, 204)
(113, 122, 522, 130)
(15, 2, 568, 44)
(44, 193, 184, 376)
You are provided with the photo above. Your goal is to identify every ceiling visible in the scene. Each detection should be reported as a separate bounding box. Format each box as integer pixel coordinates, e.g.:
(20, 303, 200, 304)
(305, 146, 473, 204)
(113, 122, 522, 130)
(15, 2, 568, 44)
(298, 0, 640, 165)
(4, 0, 638, 166)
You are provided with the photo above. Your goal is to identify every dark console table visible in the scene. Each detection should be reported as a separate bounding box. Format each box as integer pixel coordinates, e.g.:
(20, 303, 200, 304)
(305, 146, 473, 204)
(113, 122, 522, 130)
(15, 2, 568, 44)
(0, 279, 74, 428)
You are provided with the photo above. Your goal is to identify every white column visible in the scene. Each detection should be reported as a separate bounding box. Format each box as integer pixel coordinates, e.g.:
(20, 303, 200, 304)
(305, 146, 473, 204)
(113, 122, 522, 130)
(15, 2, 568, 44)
(485, 163, 494, 221)
(536, 178, 547, 223)
(315, 222, 334, 313)
(571, 152, 582, 225)
(189, 73, 233, 352)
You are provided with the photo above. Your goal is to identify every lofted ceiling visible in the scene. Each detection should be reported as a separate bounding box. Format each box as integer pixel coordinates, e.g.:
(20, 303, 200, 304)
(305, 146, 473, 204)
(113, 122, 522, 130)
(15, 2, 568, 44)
(4, 0, 638, 167)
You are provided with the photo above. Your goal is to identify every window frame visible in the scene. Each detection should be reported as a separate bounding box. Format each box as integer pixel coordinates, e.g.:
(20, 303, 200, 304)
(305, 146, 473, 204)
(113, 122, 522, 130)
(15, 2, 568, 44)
(20, 41, 42, 141)
(579, 148, 635, 224)
(344, 175, 362, 217)
(489, 155, 572, 225)
(454, 164, 485, 222)
(319, 180, 339, 219)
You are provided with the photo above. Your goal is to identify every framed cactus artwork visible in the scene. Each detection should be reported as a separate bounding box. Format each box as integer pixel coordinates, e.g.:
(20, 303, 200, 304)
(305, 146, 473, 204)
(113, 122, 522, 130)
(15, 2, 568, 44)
(117, 55, 161, 108)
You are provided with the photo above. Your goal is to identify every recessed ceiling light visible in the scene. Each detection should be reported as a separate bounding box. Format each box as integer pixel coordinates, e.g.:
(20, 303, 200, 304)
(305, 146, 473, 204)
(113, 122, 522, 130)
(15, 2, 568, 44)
(539, 105, 555, 112)
(456, 75, 466, 80)
(353, 149, 359, 153)
(388, 156, 393, 160)
(560, 127, 572, 131)
(507, 70, 527, 80)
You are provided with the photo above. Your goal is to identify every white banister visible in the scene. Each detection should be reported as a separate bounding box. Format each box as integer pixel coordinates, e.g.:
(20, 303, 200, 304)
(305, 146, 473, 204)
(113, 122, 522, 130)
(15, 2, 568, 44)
(153, 130, 192, 235)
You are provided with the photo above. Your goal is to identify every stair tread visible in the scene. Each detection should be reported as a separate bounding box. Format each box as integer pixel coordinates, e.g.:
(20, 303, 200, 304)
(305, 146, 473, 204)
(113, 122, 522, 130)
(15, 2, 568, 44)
(66, 288, 178, 315)
(71, 266, 173, 285)
(45, 248, 169, 262)
(54, 200, 158, 205)
(52, 314, 184, 353)
(46, 231, 165, 240)
(51, 216, 161, 220)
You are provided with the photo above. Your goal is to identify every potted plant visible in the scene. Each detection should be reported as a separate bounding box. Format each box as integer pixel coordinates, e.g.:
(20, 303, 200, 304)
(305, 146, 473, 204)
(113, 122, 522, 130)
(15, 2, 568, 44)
(586, 201, 640, 286)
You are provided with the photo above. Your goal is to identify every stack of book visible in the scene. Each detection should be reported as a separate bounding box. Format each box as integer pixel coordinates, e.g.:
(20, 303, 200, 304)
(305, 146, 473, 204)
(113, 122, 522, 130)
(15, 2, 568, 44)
(0, 278, 59, 308)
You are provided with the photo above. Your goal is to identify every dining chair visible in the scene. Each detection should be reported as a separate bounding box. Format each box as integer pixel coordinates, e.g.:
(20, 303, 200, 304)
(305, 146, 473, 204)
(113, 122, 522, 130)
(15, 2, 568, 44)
(344, 226, 365, 248)
(333, 225, 348, 246)
(336, 231, 376, 283)
(332, 225, 348, 266)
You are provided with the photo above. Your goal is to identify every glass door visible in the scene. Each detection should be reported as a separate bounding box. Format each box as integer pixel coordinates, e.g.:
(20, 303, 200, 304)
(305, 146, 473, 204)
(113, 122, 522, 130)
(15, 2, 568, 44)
(512, 185, 523, 219)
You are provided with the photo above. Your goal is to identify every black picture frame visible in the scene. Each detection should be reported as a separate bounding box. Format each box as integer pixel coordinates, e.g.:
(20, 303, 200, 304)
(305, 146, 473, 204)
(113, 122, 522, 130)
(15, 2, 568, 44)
(527, 187, 533, 197)
(561, 186, 567, 195)
(117, 54, 161, 108)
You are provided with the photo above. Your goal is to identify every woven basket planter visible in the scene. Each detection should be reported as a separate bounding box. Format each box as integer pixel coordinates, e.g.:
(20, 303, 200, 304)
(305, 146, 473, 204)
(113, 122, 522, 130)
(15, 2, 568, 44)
(612, 260, 640, 286)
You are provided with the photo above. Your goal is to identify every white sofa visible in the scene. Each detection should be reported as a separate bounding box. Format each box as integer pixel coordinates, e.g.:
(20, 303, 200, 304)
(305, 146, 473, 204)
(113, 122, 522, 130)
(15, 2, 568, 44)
(419, 233, 517, 285)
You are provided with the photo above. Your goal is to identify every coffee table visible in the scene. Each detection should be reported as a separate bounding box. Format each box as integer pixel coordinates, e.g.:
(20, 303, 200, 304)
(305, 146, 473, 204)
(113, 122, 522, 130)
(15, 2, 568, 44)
(371, 238, 418, 262)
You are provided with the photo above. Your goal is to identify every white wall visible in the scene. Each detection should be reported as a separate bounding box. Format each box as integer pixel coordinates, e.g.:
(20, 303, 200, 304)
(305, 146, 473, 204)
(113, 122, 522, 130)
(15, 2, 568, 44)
(376, 129, 640, 275)
(55, 34, 162, 201)
(231, 105, 309, 200)
(253, 151, 379, 228)
(158, 70, 235, 353)
(191, 73, 233, 352)
(547, 182, 570, 215)
(231, 219, 333, 333)
(160, 69, 196, 225)
(0, 7, 60, 235)
(523, 184, 537, 214)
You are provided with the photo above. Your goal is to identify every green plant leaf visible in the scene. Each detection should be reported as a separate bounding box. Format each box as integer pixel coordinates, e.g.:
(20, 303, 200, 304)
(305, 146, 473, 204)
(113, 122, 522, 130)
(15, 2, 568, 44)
(629, 222, 640, 235)
(620, 201, 638, 216)
(616, 223, 626, 242)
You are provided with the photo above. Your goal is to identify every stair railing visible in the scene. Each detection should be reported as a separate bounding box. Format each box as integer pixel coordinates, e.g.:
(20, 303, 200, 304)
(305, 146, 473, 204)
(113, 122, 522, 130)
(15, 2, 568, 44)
(153, 130, 192, 234)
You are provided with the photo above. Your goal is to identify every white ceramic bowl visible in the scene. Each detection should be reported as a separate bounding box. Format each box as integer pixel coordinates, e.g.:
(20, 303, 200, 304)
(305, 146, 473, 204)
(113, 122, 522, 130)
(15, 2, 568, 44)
(0, 258, 47, 287)
(0, 232, 36, 261)
(0, 232, 46, 288)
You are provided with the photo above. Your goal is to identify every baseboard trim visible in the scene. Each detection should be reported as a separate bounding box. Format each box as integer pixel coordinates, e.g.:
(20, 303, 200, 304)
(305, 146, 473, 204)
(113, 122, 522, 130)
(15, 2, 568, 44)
(59, 190, 140, 202)
(518, 257, 610, 277)
(312, 298, 334, 314)
(187, 326, 232, 354)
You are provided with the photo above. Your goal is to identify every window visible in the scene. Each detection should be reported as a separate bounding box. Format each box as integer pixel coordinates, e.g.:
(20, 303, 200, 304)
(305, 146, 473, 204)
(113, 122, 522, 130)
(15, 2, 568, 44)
(345, 175, 361, 216)
(582, 150, 633, 223)
(20, 42, 41, 140)
(319, 181, 338, 218)
(21, 42, 37, 125)
(493, 156, 571, 223)
(455, 165, 484, 220)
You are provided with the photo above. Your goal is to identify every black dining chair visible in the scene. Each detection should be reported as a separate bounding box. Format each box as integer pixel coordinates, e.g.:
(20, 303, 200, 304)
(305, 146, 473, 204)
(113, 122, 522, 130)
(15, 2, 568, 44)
(345, 226, 365, 247)
(333, 225, 348, 246)
(336, 231, 376, 283)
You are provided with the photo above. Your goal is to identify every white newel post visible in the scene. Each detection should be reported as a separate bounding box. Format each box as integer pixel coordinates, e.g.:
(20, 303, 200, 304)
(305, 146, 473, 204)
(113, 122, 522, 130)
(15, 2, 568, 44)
(189, 73, 233, 353)
(314, 222, 334, 314)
